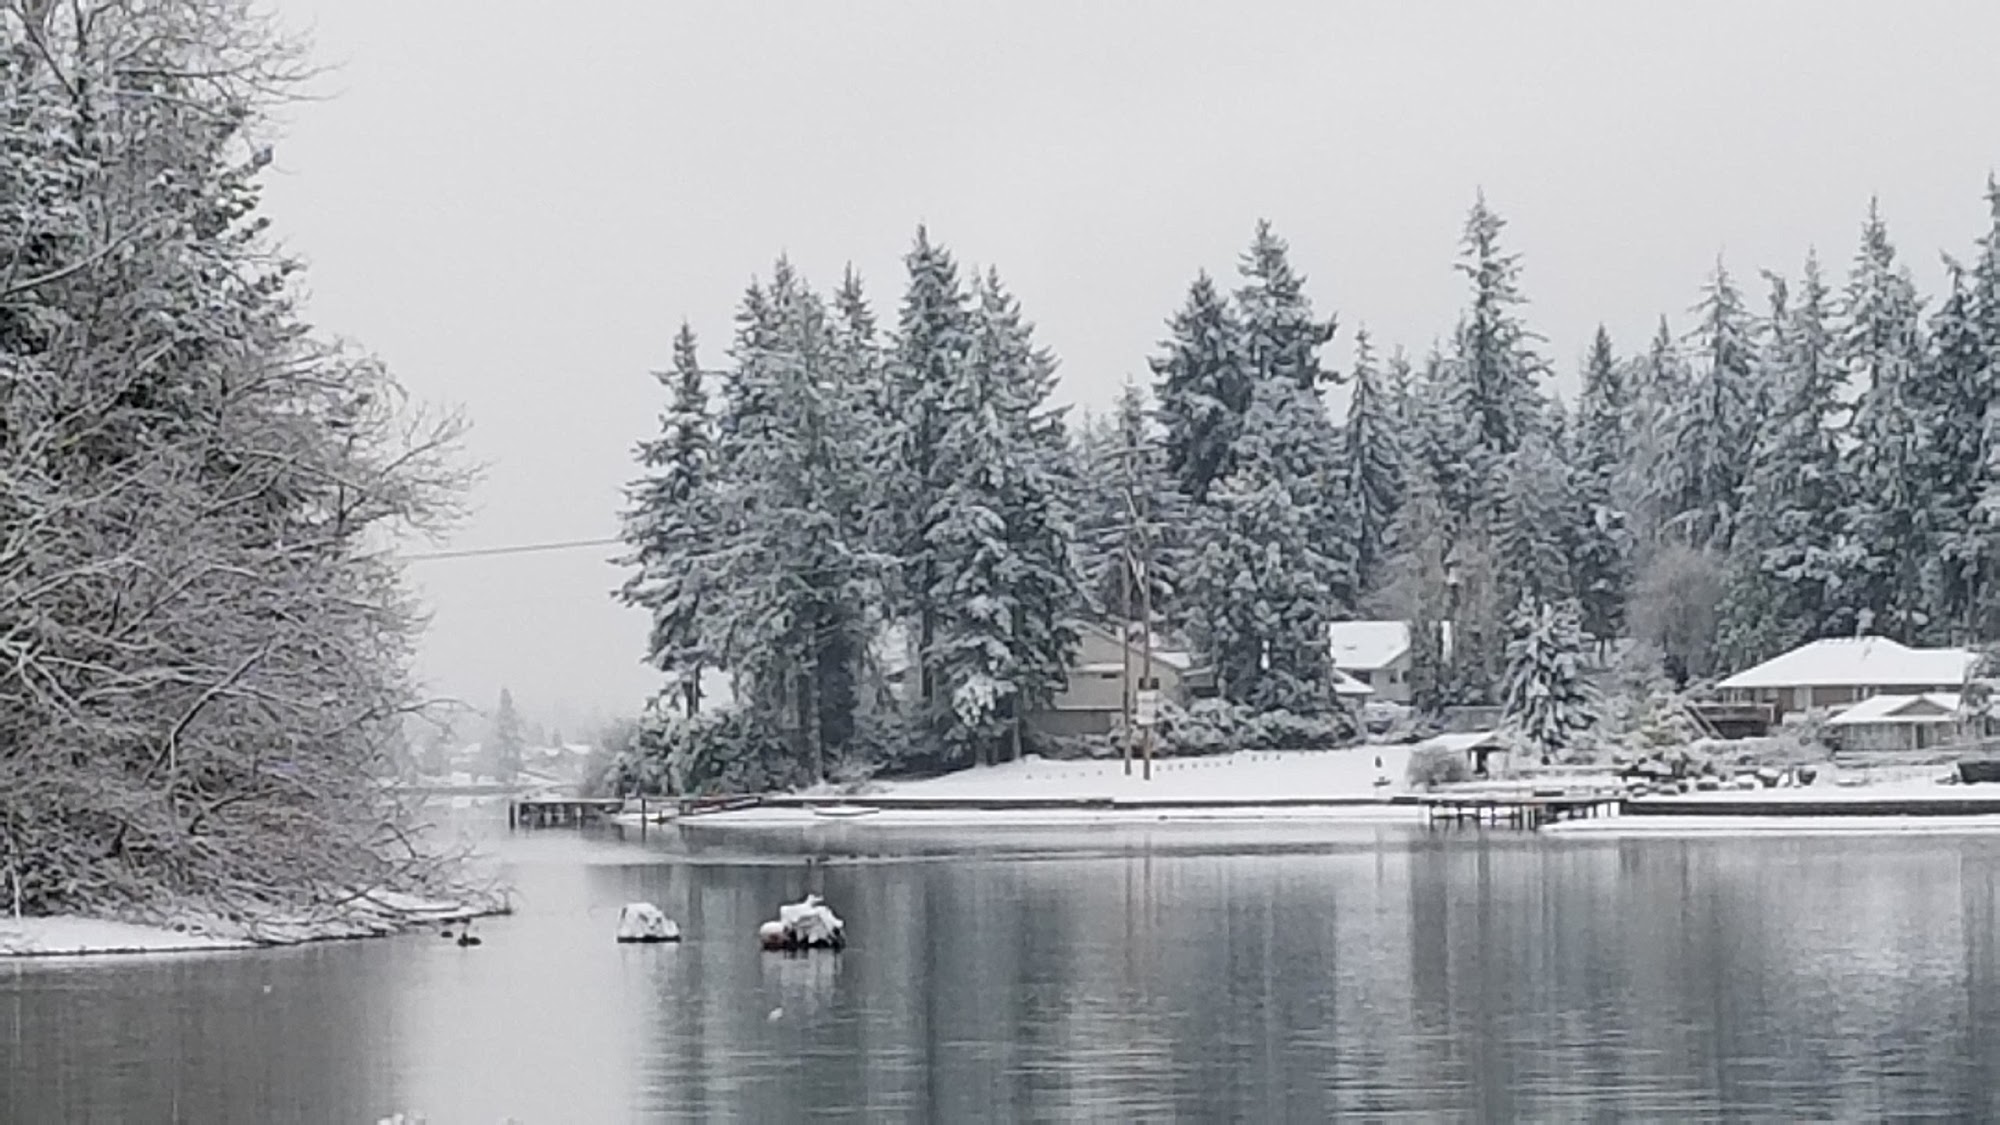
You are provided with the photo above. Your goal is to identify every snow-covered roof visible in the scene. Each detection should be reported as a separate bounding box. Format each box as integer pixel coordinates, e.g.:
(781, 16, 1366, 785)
(1332, 668, 1374, 697)
(1716, 637, 1981, 691)
(1422, 730, 1503, 753)
(1079, 620, 1195, 671)
(1826, 693, 1964, 726)
(1328, 620, 1411, 672)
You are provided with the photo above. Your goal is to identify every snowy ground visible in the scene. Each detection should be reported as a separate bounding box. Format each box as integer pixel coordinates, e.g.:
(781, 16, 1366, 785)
(0, 887, 495, 959)
(1631, 779, 2000, 804)
(0, 916, 252, 957)
(637, 747, 1422, 829)
(1547, 815, 2000, 839)
(854, 746, 1413, 802)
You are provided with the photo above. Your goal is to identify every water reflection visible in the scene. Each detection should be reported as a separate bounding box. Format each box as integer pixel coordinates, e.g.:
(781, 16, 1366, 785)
(5, 824, 2000, 1119)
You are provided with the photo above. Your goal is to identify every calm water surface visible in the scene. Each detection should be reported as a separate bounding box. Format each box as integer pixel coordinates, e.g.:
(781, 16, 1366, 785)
(6, 816, 2000, 1122)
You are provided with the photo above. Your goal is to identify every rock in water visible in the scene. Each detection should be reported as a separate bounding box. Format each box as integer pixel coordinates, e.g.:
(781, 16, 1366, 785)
(777, 893, 846, 948)
(758, 921, 788, 950)
(615, 903, 681, 944)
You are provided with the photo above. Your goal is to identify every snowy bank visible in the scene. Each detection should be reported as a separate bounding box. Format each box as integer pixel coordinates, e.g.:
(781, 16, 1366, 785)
(0, 886, 509, 959)
(0, 916, 252, 957)
(852, 746, 1411, 802)
(671, 804, 1425, 829)
(646, 747, 1424, 828)
(1547, 814, 2000, 839)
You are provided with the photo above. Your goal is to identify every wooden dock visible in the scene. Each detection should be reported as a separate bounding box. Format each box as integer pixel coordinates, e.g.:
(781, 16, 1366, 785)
(509, 796, 625, 828)
(1419, 790, 1625, 829)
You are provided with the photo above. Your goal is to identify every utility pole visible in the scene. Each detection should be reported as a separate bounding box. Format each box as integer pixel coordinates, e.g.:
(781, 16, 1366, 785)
(1122, 427, 1157, 782)
(1120, 438, 1136, 777)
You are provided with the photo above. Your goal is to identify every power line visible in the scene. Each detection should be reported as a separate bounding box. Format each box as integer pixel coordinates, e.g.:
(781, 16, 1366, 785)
(401, 536, 623, 562)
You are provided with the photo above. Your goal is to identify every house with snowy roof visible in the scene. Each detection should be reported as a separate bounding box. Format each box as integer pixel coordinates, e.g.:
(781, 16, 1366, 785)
(1027, 621, 1205, 739)
(1327, 620, 1413, 705)
(1715, 637, 1983, 719)
(1824, 693, 1977, 752)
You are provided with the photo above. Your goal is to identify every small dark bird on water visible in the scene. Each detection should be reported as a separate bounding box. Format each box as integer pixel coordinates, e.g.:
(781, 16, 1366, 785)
(445, 920, 482, 947)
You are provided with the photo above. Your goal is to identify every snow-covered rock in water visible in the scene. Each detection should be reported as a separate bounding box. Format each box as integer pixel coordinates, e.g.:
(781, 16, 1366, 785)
(765, 894, 845, 950)
(758, 920, 789, 950)
(615, 903, 680, 944)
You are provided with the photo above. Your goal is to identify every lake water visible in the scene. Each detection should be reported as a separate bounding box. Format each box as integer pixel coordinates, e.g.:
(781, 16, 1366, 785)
(7, 815, 2000, 1121)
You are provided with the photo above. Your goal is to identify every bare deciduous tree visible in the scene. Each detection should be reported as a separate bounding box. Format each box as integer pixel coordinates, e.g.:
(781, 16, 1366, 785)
(0, 0, 476, 929)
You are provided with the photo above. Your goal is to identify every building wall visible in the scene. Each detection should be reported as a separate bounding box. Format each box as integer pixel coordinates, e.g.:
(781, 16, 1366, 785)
(1029, 627, 1188, 734)
(1729, 683, 1962, 717)
(1025, 708, 1115, 740)
(1335, 654, 1413, 704)
(1836, 720, 1966, 752)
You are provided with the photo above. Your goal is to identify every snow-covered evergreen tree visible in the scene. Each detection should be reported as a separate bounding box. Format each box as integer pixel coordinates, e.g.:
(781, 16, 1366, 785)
(1494, 430, 1579, 609)
(1151, 272, 1247, 504)
(1341, 328, 1403, 597)
(489, 689, 526, 782)
(1501, 597, 1598, 763)
(1624, 317, 1691, 548)
(1916, 262, 1990, 641)
(881, 228, 977, 714)
(1450, 193, 1548, 466)
(1717, 259, 1854, 666)
(708, 260, 874, 781)
(1971, 177, 2000, 636)
(1666, 261, 1758, 551)
(618, 322, 718, 717)
(1184, 374, 1344, 713)
(1234, 221, 1356, 606)
(1570, 326, 1633, 645)
(923, 270, 1083, 765)
(1840, 201, 1935, 638)
(1074, 383, 1191, 628)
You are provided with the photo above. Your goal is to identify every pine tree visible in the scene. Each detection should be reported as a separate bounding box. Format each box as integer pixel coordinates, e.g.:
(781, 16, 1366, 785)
(1185, 375, 1344, 713)
(1917, 262, 1990, 640)
(1840, 200, 1934, 638)
(1451, 193, 1547, 465)
(1493, 430, 1579, 608)
(1625, 317, 1692, 548)
(1501, 598, 1598, 764)
(618, 322, 717, 717)
(1151, 272, 1248, 504)
(490, 689, 526, 782)
(1341, 328, 1404, 597)
(881, 228, 977, 715)
(1666, 261, 1758, 551)
(924, 270, 1083, 765)
(1570, 326, 1633, 645)
(1964, 177, 2000, 638)
(708, 260, 874, 781)
(1717, 259, 1853, 666)
(1237, 219, 1339, 390)
(1232, 221, 1356, 610)
(1074, 383, 1191, 628)
(1387, 469, 1453, 713)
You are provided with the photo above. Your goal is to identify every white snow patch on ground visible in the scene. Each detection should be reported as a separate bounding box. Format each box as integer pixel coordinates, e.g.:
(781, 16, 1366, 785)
(0, 916, 252, 957)
(675, 805, 1425, 829)
(1547, 814, 2000, 839)
(864, 746, 1414, 801)
(660, 747, 1422, 828)
(1633, 780, 2000, 804)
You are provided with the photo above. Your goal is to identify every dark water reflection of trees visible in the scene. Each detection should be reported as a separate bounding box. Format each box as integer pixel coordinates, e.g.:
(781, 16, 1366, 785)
(6, 824, 2000, 1120)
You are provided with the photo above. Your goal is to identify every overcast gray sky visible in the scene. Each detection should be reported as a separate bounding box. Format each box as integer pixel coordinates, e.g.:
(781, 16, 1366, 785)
(258, 0, 2000, 729)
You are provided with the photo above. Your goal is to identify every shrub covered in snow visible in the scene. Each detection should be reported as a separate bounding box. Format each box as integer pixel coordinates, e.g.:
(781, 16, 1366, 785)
(1405, 746, 1470, 789)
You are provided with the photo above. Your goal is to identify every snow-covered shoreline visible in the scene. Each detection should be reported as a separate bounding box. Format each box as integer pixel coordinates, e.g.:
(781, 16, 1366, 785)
(0, 888, 508, 960)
